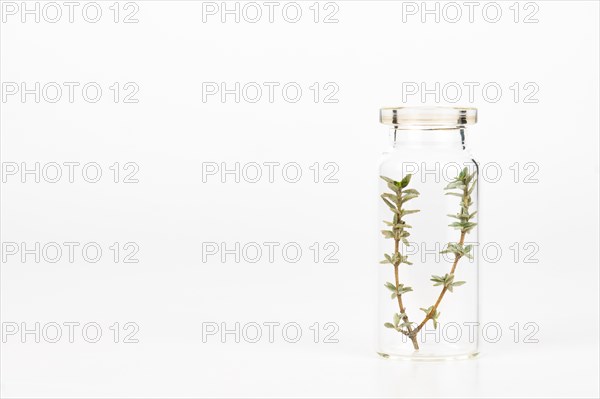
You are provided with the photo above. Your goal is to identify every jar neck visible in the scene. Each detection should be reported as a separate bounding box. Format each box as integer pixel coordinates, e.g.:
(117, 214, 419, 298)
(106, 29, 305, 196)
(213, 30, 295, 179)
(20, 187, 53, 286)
(389, 127, 466, 150)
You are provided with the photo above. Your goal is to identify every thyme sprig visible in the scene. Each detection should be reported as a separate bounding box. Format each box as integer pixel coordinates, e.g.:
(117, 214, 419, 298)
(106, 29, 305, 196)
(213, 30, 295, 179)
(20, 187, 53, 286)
(411, 168, 477, 335)
(380, 174, 421, 349)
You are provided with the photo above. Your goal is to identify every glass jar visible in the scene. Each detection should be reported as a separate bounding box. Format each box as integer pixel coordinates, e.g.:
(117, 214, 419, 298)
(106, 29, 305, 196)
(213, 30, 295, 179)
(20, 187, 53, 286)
(377, 106, 479, 360)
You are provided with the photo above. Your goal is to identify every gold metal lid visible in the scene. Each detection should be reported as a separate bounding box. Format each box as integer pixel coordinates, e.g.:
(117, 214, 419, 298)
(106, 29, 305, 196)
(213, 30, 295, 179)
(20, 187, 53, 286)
(380, 106, 477, 128)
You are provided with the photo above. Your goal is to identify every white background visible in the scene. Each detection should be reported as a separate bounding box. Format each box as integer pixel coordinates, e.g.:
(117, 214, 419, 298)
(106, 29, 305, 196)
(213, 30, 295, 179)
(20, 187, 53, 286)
(1, 0, 599, 397)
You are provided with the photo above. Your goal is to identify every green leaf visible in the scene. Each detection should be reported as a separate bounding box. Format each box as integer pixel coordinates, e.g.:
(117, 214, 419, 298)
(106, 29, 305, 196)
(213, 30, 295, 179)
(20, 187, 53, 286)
(467, 170, 477, 181)
(445, 181, 466, 190)
(384, 323, 395, 329)
(387, 182, 400, 193)
(402, 189, 420, 196)
(429, 273, 465, 292)
(380, 253, 393, 264)
(461, 222, 478, 232)
(398, 285, 413, 294)
(448, 221, 478, 232)
(419, 306, 440, 328)
(399, 255, 413, 265)
(381, 196, 396, 211)
(400, 174, 412, 188)
(430, 275, 445, 286)
(441, 243, 474, 258)
(420, 306, 436, 317)
(401, 209, 421, 216)
(381, 230, 395, 239)
(380, 176, 394, 184)
(384, 282, 396, 292)
(447, 280, 466, 293)
(445, 192, 462, 197)
(382, 193, 398, 202)
(393, 313, 401, 327)
(468, 180, 477, 196)
(401, 193, 419, 203)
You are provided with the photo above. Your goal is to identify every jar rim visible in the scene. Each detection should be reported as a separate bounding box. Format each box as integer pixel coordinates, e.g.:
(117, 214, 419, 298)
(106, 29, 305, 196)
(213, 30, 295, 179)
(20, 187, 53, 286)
(380, 106, 477, 128)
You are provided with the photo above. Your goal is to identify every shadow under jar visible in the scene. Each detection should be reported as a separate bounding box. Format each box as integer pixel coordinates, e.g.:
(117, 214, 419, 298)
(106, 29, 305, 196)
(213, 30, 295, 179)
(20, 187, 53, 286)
(377, 106, 479, 360)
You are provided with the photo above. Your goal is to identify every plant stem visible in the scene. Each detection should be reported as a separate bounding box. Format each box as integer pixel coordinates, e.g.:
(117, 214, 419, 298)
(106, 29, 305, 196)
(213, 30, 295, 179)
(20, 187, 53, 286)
(411, 231, 466, 335)
(394, 239, 420, 350)
(411, 180, 472, 337)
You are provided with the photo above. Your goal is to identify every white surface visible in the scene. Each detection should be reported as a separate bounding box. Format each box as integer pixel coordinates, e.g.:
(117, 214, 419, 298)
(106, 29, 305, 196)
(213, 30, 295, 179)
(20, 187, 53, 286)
(1, 1, 599, 397)
(2, 342, 599, 398)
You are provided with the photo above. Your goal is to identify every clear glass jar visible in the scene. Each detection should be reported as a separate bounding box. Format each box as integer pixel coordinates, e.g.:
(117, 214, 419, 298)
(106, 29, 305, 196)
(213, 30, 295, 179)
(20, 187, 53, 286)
(377, 106, 479, 360)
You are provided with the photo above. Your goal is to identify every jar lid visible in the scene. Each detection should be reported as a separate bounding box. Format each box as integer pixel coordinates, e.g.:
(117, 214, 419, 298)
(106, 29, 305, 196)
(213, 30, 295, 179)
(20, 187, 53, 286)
(380, 106, 477, 128)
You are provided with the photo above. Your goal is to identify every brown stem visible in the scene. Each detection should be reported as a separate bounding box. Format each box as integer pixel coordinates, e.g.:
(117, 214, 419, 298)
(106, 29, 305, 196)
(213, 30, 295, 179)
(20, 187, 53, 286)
(412, 231, 466, 336)
(394, 239, 420, 350)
